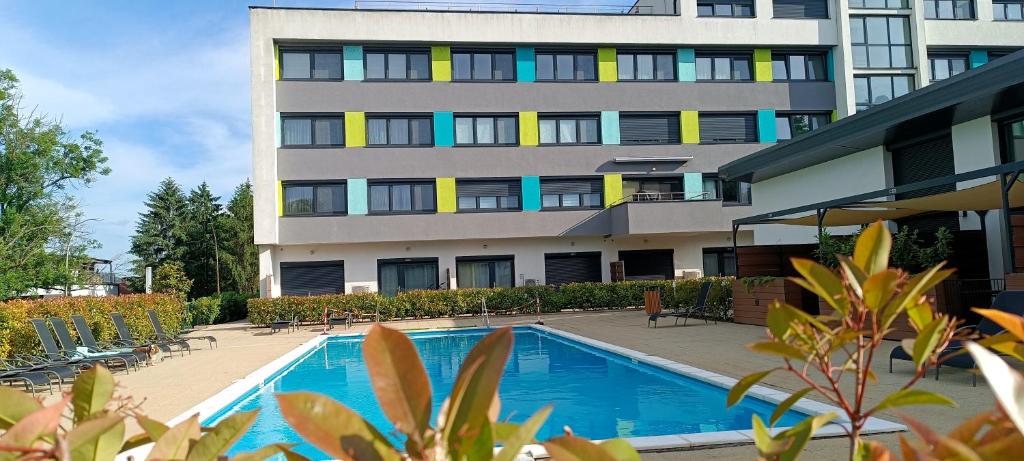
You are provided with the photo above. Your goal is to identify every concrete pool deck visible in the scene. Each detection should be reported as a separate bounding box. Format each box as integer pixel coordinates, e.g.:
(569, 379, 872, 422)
(73, 310, 998, 460)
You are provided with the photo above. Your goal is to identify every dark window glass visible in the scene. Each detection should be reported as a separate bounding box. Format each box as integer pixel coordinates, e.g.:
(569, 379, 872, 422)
(456, 179, 521, 211)
(619, 113, 681, 144)
(457, 257, 514, 288)
(539, 178, 603, 210)
(849, 0, 908, 7)
(772, 0, 829, 18)
(368, 182, 436, 214)
(538, 115, 600, 145)
(454, 115, 518, 146)
(774, 113, 829, 140)
(379, 259, 438, 296)
(1003, 118, 1024, 163)
(364, 50, 431, 80)
(280, 50, 343, 80)
(617, 52, 676, 81)
(994, 0, 1024, 20)
(366, 116, 433, 146)
(281, 115, 344, 147)
(623, 177, 683, 201)
(853, 74, 914, 111)
(929, 54, 969, 81)
(283, 183, 346, 216)
(699, 114, 758, 143)
(702, 247, 737, 276)
(451, 50, 516, 81)
(695, 53, 753, 81)
(696, 0, 754, 16)
(771, 53, 828, 81)
(924, 0, 975, 18)
(850, 16, 913, 69)
(535, 51, 597, 81)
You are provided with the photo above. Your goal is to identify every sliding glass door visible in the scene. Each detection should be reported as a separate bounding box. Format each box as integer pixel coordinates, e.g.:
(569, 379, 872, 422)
(456, 256, 514, 289)
(378, 258, 439, 296)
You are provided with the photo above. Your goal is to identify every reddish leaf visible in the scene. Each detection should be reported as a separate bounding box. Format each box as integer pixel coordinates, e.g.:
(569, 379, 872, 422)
(275, 392, 400, 461)
(362, 325, 432, 448)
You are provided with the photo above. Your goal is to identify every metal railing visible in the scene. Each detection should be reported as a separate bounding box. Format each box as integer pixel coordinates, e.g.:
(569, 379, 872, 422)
(351, 0, 675, 14)
(940, 278, 1005, 322)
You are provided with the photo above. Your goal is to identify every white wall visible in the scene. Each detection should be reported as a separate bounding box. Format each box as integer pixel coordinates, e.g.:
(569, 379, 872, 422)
(951, 116, 1006, 278)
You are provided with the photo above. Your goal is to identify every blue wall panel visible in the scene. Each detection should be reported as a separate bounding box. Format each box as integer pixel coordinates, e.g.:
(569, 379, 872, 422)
(344, 45, 364, 81)
(677, 48, 696, 82)
(601, 111, 620, 145)
(757, 109, 777, 143)
(683, 173, 703, 200)
(516, 47, 536, 83)
(434, 111, 454, 147)
(521, 175, 541, 211)
(826, 48, 835, 82)
(969, 50, 989, 68)
(347, 178, 368, 215)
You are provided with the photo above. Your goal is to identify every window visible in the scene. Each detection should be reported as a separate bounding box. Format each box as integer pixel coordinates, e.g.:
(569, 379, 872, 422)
(695, 53, 753, 81)
(369, 182, 436, 214)
(280, 49, 343, 80)
(699, 114, 757, 143)
(771, 53, 827, 81)
(702, 248, 736, 276)
(773, 0, 828, 18)
(364, 49, 431, 80)
(697, 0, 755, 17)
(775, 113, 829, 140)
(378, 258, 438, 296)
(850, 16, 913, 69)
(281, 261, 345, 296)
(454, 115, 517, 146)
(929, 54, 969, 81)
(622, 177, 683, 201)
(849, 0, 908, 8)
(540, 178, 603, 209)
(456, 179, 521, 211)
(366, 116, 433, 146)
(281, 115, 344, 147)
(283, 183, 347, 216)
(535, 51, 597, 81)
(924, 0, 974, 18)
(538, 114, 600, 145)
(452, 50, 515, 81)
(616, 52, 675, 81)
(619, 113, 681, 144)
(457, 256, 514, 289)
(700, 176, 752, 204)
(994, 0, 1024, 20)
(1002, 118, 1024, 163)
(854, 74, 914, 111)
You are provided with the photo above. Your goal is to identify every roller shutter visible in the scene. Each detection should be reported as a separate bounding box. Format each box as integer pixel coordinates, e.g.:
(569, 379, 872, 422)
(699, 114, 757, 143)
(544, 252, 602, 285)
(281, 261, 345, 296)
(540, 179, 603, 195)
(773, 0, 828, 19)
(456, 180, 521, 197)
(620, 114, 680, 144)
(892, 135, 955, 199)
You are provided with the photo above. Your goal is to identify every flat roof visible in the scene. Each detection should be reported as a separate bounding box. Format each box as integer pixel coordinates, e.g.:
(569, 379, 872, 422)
(719, 49, 1024, 184)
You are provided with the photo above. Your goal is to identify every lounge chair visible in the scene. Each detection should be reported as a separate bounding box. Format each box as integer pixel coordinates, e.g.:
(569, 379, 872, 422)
(271, 316, 298, 334)
(649, 282, 715, 327)
(5, 355, 81, 387)
(71, 315, 152, 366)
(110, 312, 188, 356)
(39, 318, 136, 373)
(148, 310, 217, 349)
(889, 290, 1024, 386)
(0, 361, 55, 396)
(29, 319, 130, 374)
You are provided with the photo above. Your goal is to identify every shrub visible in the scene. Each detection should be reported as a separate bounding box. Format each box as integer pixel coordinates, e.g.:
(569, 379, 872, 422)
(152, 261, 192, 301)
(0, 294, 187, 358)
(247, 278, 734, 326)
(187, 295, 220, 326)
(215, 291, 257, 323)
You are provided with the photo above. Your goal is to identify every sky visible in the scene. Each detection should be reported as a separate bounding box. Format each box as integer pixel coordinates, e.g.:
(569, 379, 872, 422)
(0, 0, 632, 268)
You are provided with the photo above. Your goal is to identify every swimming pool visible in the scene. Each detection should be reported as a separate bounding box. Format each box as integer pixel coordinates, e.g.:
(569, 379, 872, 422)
(182, 325, 902, 459)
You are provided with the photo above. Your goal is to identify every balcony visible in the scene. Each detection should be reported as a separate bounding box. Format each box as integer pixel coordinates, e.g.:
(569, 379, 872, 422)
(607, 193, 750, 235)
(348, 0, 678, 15)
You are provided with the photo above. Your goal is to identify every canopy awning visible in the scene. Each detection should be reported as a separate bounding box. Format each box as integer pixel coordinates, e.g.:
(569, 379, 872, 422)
(772, 208, 926, 226)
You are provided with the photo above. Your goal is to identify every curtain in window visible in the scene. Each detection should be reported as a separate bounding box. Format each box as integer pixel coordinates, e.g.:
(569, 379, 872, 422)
(368, 119, 388, 145)
(380, 264, 399, 296)
(494, 260, 513, 288)
(413, 184, 435, 210)
(402, 263, 437, 291)
(558, 120, 577, 143)
(476, 118, 494, 143)
(370, 185, 390, 211)
(497, 117, 516, 144)
(455, 118, 474, 144)
(390, 119, 409, 145)
(283, 119, 311, 145)
(539, 120, 557, 144)
(281, 53, 310, 79)
(391, 184, 412, 211)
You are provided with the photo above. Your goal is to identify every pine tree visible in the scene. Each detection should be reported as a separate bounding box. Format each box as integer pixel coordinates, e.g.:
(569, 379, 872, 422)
(182, 182, 223, 298)
(220, 181, 258, 294)
(130, 178, 187, 272)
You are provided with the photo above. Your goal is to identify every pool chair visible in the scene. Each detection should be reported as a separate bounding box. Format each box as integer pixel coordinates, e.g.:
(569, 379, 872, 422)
(29, 318, 129, 374)
(4, 354, 82, 388)
(271, 316, 298, 334)
(71, 315, 152, 366)
(48, 318, 140, 372)
(110, 312, 188, 357)
(889, 290, 1024, 387)
(148, 310, 217, 349)
(0, 361, 56, 396)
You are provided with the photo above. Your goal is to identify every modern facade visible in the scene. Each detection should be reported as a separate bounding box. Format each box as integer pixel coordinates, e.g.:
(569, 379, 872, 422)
(249, 2, 1022, 297)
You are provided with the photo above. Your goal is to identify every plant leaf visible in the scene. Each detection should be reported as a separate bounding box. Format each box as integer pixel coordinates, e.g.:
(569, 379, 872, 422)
(72, 364, 115, 424)
(543, 435, 618, 461)
(362, 325, 432, 448)
(912, 317, 949, 368)
(494, 406, 551, 461)
(275, 392, 400, 461)
(853, 221, 891, 275)
(67, 414, 125, 461)
(965, 342, 1024, 434)
(0, 387, 42, 430)
(770, 388, 813, 427)
(442, 327, 513, 458)
(861, 270, 900, 313)
(775, 413, 836, 461)
(185, 410, 259, 461)
(874, 389, 957, 414)
(856, 441, 893, 461)
(727, 369, 774, 407)
(837, 255, 867, 299)
(232, 443, 310, 461)
(973, 308, 1024, 342)
(146, 415, 201, 461)
(789, 259, 849, 314)
(751, 414, 788, 456)
(892, 265, 954, 330)
(598, 439, 641, 461)
(766, 305, 796, 340)
(749, 342, 807, 362)
(0, 395, 69, 449)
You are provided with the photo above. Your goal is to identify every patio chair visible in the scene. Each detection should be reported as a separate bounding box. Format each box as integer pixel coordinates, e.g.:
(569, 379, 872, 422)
(29, 318, 129, 374)
(71, 315, 152, 366)
(110, 312, 188, 356)
(148, 310, 217, 349)
(48, 318, 139, 372)
(889, 290, 1024, 386)
(670, 282, 716, 327)
(271, 316, 298, 334)
(4, 355, 81, 388)
(0, 361, 55, 396)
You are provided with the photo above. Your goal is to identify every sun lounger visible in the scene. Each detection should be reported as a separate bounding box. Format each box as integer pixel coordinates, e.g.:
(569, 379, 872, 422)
(648, 282, 715, 327)
(271, 316, 298, 334)
(71, 315, 152, 366)
(148, 310, 217, 349)
(33, 318, 134, 373)
(0, 362, 55, 396)
(110, 312, 188, 356)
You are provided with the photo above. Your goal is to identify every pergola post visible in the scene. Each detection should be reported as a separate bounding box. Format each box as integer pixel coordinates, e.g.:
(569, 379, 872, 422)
(731, 223, 740, 275)
(1000, 171, 1021, 274)
(815, 208, 829, 237)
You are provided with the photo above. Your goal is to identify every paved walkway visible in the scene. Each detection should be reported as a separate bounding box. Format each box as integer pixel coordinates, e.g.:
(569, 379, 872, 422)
(60, 310, 996, 460)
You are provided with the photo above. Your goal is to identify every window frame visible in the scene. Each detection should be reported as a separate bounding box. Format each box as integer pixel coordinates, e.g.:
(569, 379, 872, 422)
(770, 52, 828, 81)
(698, 112, 759, 144)
(774, 112, 831, 141)
(367, 181, 437, 215)
(701, 175, 753, 205)
(455, 178, 523, 213)
(993, 0, 1024, 20)
(363, 48, 432, 81)
(616, 50, 677, 81)
(694, 53, 754, 82)
(850, 15, 914, 69)
(280, 113, 346, 148)
(923, 0, 976, 19)
(928, 53, 969, 81)
(455, 255, 516, 289)
(537, 113, 602, 145)
(848, 0, 909, 8)
(539, 177, 604, 211)
(278, 48, 344, 81)
(451, 49, 516, 82)
(453, 114, 519, 146)
(998, 115, 1024, 164)
(534, 50, 598, 82)
(696, 0, 756, 17)
(854, 74, 915, 111)
(281, 181, 348, 217)
(365, 115, 434, 147)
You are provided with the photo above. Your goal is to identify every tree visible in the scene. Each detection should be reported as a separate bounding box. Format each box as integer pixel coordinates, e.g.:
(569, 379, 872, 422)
(182, 182, 223, 298)
(0, 68, 109, 299)
(220, 181, 258, 294)
(130, 177, 187, 272)
(152, 261, 192, 301)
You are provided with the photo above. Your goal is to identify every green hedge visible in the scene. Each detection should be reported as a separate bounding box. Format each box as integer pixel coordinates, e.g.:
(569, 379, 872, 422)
(247, 277, 733, 326)
(0, 294, 187, 359)
(186, 292, 258, 327)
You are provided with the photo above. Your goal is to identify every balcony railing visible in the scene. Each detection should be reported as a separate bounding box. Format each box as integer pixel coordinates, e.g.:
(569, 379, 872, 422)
(350, 0, 677, 15)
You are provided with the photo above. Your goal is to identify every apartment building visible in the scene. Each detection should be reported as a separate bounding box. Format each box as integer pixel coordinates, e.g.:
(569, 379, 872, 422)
(249, 1, 1022, 297)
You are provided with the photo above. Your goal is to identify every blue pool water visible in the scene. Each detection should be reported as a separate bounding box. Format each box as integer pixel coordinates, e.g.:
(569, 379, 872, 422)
(210, 327, 807, 458)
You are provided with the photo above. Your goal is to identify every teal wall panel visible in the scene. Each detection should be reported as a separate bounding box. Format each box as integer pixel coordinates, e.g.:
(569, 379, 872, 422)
(344, 45, 364, 81)
(348, 178, 368, 215)
(677, 48, 696, 82)
(757, 109, 777, 143)
(434, 111, 454, 147)
(516, 47, 536, 83)
(522, 175, 541, 211)
(826, 48, 834, 82)
(601, 111, 620, 145)
(683, 173, 703, 200)
(969, 50, 989, 68)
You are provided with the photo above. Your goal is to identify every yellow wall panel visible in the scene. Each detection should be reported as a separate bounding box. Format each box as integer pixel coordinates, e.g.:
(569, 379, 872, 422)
(431, 46, 452, 82)
(276, 180, 283, 216)
(598, 48, 617, 82)
(754, 49, 773, 82)
(274, 44, 280, 81)
(681, 111, 700, 144)
(436, 177, 456, 213)
(603, 174, 623, 208)
(345, 112, 366, 147)
(519, 111, 538, 146)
